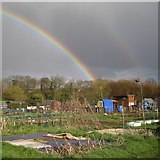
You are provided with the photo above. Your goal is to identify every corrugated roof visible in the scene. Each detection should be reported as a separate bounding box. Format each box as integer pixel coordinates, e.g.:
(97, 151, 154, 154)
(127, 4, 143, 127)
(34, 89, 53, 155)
(144, 98, 155, 103)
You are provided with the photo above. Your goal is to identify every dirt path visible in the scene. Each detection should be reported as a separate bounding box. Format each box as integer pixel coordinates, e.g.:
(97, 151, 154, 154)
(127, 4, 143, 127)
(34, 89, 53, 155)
(87, 128, 148, 135)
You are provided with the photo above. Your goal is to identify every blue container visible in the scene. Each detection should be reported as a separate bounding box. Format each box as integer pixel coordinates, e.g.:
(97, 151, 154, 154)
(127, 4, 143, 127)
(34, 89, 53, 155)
(102, 99, 114, 113)
(117, 105, 123, 112)
(143, 102, 148, 109)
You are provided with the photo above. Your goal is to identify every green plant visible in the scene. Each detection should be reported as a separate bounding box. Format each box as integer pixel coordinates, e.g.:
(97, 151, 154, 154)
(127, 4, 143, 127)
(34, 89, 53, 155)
(2, 142, 59, 158)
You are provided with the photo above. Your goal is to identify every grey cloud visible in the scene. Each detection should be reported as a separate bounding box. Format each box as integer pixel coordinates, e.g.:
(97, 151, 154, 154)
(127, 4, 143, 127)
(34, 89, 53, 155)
(2, 2, 158, 80)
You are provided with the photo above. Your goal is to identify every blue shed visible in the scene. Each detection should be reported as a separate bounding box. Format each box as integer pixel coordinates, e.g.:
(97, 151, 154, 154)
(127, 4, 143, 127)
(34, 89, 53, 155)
(102, 99, 114, 113)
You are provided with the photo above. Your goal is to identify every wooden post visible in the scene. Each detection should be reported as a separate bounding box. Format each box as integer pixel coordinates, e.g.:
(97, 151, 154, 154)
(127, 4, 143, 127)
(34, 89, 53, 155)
(141, 85, 146, 130)
(122, 108, 125, 129)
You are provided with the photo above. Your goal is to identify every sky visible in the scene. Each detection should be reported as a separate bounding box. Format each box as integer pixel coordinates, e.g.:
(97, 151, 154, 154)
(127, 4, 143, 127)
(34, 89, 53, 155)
(1, 1, 159, 81)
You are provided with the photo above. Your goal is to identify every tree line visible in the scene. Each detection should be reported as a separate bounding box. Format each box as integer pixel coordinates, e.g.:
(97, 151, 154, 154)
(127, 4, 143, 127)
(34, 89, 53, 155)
(1, 75, 159, 106)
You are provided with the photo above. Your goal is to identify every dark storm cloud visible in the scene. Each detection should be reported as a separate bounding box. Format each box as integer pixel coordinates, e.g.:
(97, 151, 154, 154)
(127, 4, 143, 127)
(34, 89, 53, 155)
(2, 2, 158, 80)
(0, 2, 2, 79)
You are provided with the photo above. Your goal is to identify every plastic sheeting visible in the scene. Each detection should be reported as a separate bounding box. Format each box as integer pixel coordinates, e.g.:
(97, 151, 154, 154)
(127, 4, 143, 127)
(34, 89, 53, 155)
(102, 99, 113, 113)
(117, 105, 123, 112)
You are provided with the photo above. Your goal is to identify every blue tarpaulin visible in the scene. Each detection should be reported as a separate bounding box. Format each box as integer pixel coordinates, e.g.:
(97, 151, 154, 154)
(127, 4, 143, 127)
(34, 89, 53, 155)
(143, 102, 148, 109)
(117, 105, 123, 112)
(102, 99, 114, 113)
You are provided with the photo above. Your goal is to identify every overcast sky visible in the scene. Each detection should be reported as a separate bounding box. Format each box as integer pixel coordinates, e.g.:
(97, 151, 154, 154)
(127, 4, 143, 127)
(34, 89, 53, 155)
(2, 2, 158, 81)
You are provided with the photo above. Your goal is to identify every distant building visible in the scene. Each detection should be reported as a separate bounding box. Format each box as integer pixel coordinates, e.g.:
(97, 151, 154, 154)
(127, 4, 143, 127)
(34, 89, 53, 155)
(113, 95, 136, 112)
(143, 98, 157, 111)
(96, 99, 123, 113)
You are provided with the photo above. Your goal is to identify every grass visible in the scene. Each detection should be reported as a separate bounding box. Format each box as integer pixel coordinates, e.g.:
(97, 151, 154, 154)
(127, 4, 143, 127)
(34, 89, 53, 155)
(72, 135, 159, 158)
(2, 134, 159, 158)
(2, 111, 159, 136)
(2, 110, 160, 158)
(2, 124, 117, 141)
(2, 142, 60, 158)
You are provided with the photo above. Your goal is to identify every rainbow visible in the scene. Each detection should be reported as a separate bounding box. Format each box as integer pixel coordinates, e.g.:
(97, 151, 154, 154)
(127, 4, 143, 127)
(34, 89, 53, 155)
(1, 8, 95, 81)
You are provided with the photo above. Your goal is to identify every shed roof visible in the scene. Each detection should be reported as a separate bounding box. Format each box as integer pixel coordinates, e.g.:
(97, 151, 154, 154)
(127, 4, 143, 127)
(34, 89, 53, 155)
(144, 98, 155, 104)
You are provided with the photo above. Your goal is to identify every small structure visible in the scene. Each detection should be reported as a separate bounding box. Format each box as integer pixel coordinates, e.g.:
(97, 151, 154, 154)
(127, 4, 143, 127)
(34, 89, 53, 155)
(96, 95, 137, 113)
(113, 95, 136, 112)
(103, 99, 114, 113)
(27, 106, 37, 112)
(143, 98, 157, 111)
(97, 99, 114, 113)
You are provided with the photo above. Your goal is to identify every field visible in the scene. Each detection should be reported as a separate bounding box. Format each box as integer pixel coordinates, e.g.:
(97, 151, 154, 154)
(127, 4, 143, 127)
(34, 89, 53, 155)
(1, 107, 160, 159)
(2, 135, 159, 158)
